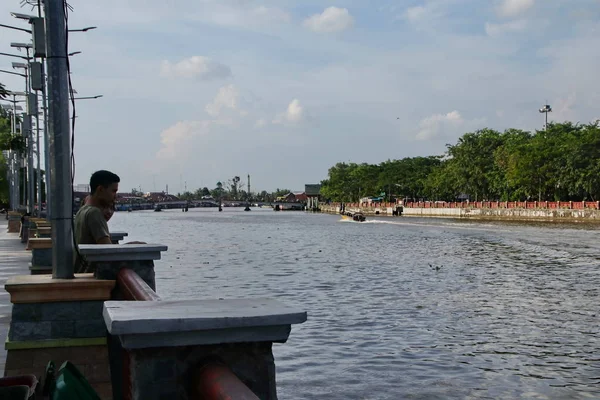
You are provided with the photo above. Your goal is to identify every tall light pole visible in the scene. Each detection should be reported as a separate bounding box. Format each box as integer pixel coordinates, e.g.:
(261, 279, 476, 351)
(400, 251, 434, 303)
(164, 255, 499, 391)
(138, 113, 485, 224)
(539, 103, 552, 131)
(12, 58, 35, 214)
(1, 92, 26, 209)
(10, 12, 50, 216)
(10, 10, 99, 218)
(1, 103, 23, 210)
(44, 0, 75, 279)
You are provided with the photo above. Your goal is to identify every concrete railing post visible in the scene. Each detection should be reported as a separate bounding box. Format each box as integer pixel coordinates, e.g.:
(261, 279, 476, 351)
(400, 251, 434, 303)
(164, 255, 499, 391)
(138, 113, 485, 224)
(78, 244, 167, 291)
(103, 298, 307, 400)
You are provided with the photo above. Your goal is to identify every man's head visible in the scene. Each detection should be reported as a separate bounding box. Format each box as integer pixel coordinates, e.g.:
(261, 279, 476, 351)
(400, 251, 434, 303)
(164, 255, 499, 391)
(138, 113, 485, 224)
(90, 170, 120, 207)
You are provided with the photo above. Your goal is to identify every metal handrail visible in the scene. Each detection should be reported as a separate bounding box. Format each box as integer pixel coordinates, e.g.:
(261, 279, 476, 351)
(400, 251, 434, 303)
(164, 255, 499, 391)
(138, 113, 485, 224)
(115, 268, 259, 399)
(116, 268, 161, 301)
(194, 363, 259, 400)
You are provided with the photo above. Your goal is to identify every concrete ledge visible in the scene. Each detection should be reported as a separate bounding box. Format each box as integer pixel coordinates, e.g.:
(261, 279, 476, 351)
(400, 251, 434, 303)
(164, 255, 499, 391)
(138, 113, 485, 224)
(79, 244, 167, 262)
(5, 336, 107, 350)
(5, 274, 115, 304)
(28, 263, 52, 275)
(104, 299, 307, 349)
(27, 238, 52, 250)
(118, 325, 292, 349)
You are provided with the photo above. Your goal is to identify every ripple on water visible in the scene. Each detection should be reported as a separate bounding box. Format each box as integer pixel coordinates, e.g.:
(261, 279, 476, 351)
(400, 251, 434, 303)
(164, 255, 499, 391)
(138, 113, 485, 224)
(109, 209, 600, 399)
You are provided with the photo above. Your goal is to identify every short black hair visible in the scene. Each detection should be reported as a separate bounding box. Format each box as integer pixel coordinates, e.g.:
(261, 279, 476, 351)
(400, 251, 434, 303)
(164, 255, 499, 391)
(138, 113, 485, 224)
(90, 170, 120, 194)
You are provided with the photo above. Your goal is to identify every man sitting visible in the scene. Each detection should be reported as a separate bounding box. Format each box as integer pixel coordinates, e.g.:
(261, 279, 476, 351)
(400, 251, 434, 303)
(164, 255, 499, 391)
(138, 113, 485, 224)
(75, 170, 119, 246)
(74, 170, 120, 273)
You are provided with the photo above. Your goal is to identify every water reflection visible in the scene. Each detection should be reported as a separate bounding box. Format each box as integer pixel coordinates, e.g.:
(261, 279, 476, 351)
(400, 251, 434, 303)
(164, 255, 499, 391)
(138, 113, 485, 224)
(109, 209, 600, 399)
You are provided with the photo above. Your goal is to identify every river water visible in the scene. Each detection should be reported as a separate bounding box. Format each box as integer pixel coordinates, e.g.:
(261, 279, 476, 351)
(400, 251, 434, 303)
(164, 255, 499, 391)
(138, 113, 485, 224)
(109, 208, 600, 399)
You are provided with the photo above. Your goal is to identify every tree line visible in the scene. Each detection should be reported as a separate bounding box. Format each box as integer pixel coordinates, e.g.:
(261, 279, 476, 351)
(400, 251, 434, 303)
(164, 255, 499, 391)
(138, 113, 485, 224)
(129, 182, 292, 203)
(320, 121, 600, 202)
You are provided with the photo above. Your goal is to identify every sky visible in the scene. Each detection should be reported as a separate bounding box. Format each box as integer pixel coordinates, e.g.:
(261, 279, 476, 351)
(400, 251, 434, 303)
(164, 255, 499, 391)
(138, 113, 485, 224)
(1, 0, 599, 194)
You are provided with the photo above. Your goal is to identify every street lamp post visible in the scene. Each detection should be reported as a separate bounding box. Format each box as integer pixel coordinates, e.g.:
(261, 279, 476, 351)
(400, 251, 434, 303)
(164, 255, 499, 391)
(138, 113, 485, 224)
(11, 58, 35, 214)
(539, 104, 552, 131)
(7, 13, 47, 215)
(1, 93, 25, 209)
(45, 0, 75, 279)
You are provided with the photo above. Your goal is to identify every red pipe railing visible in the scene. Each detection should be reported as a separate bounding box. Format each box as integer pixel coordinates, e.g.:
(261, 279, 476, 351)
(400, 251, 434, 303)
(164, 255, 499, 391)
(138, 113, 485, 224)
(194, 363, 259, 400)
(115, 269, 258, 400)
(117, 269, 162, 301)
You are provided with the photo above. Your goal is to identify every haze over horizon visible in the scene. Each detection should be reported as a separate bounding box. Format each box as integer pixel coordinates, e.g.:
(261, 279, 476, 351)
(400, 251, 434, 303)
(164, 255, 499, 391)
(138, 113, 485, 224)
(1, 0, 598, 193)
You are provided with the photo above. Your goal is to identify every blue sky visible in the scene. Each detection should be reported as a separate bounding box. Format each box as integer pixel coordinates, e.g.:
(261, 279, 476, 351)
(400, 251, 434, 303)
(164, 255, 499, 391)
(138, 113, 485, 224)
(1, 0, 599, 193)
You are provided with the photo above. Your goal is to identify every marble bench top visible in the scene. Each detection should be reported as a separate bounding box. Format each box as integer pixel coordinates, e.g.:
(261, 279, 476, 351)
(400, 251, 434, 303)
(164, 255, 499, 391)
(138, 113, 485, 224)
(103, 299, 307, 349)
(78, 244, 168, 262)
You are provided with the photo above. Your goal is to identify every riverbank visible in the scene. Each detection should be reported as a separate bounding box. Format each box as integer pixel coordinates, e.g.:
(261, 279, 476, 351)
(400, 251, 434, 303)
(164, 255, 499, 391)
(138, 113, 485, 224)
(319, 203, 600, 221)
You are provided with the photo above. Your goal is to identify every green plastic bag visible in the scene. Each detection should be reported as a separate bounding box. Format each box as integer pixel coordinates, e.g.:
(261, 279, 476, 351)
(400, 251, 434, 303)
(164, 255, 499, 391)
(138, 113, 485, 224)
(45, 361, 101, 400)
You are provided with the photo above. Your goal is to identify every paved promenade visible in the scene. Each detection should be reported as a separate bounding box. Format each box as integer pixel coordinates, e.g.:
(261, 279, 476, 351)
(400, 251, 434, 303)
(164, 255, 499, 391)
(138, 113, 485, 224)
(0, 219, 31, 374)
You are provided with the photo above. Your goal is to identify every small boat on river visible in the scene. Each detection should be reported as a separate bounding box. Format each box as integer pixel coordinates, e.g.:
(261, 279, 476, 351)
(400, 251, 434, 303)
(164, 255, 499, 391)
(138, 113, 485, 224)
(341, 211, 366, 222)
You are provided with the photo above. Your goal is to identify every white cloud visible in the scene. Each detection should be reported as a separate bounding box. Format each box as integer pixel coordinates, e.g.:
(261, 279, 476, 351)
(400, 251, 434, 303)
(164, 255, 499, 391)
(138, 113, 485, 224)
(303, 7, 354, 33)
(251, 6, 291, 24)
(416, 111, 484, 140)
(273, 99, 304, 124)
(160, 56, 232, 80)
(552, 92, 577, 121)
(205, 84, 239, 117)
(404, 6, 428, 22)
(496, 0, 535, 18)
(485, 19, 528, 36)
(157, 121, 209, 160)
(286, 99, 304, 122)
(400, 3, 446, 30)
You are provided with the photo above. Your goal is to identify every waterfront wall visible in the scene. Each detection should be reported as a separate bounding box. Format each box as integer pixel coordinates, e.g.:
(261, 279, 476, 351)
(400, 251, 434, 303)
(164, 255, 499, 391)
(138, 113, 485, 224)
(320, 202, 600, 221)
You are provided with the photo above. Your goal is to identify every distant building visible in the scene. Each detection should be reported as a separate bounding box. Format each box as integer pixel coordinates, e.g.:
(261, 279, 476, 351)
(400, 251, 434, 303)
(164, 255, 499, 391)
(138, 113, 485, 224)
(143, 191, 180, 202)
(293, 192, 308, 202)
(360, 196, 384, 204)
(304, 184, 321, 197)
(305, 184, 321, 210)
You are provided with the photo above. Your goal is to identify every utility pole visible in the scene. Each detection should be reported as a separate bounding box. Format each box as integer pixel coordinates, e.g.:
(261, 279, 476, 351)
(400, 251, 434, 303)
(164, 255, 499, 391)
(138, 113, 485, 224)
(45, 0, 74, 279)
(539, 103, 552, 131)
(41, 62, 50, 216)
(7, 93, 22, 209)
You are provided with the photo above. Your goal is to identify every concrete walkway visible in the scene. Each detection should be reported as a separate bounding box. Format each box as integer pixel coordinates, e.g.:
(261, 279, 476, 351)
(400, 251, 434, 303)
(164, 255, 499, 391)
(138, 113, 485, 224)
(0, 219, 30, 374)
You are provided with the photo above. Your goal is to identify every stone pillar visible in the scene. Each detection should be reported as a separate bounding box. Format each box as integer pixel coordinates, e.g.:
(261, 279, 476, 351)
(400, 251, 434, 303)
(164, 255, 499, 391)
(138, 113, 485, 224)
(78, 244, 168, 291)
(103, 298, 306, 400)
(27, 238, 53, 275)
(4, 243, 167, 400)
(7, 212, 21, 233)
(4, 274, 116, 399)
(36, 226, 52, 238)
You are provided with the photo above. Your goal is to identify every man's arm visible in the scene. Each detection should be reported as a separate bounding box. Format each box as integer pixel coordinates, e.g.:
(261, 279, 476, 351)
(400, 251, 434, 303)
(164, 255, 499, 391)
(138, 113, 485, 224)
(87, 208, 111, 244)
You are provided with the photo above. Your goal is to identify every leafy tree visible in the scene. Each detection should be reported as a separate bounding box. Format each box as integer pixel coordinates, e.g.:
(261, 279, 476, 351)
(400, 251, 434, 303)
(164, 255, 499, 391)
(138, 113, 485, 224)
(320, 121, 600, 203)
